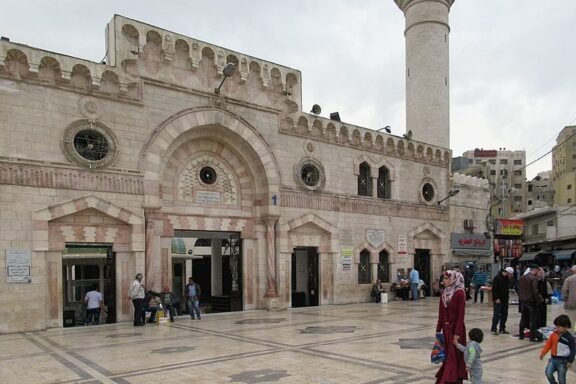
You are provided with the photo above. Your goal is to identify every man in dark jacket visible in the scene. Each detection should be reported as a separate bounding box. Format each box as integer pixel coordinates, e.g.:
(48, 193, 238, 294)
(518, 265, 544, 341)
(491, 267, 513, 335)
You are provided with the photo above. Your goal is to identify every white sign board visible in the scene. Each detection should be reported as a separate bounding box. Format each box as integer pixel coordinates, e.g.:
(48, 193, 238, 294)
(196, 190, 221, 204)
(397, 235, 407, 255)
(341, 247, 353, 271)
(6, 249, 31, 283)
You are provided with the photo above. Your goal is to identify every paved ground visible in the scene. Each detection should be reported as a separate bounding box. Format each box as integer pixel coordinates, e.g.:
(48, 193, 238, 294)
(0, 298, 573, 383)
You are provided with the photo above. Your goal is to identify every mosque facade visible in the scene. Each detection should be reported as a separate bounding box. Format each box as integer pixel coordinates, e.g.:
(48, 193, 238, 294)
(0, 0, 459, 332)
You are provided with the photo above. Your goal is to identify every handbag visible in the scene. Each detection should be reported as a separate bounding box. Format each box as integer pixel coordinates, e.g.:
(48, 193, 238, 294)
(431, 332, 446, 364)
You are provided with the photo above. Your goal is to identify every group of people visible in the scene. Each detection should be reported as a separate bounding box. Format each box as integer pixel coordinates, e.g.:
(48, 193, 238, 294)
(434, 267, 575, 384)
(129, 273, 202, 326)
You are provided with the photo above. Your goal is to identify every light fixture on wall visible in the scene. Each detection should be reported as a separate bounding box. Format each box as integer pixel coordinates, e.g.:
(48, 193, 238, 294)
(437, 189, 460, 205)
(214, 63, 236, 94)
(377, 126, 391, 133)
(310, 104, 322, 115)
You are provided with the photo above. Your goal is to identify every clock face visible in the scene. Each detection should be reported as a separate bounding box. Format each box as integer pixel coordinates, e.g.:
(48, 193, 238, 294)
(62, 119, 118, 169)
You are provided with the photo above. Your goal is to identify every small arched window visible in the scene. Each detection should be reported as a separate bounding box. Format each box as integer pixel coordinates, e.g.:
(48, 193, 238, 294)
(377, 166, 391, 199)
(358, 249, 371, 284)
(378, 250, 389, 283)
(358, 162, 372, 196)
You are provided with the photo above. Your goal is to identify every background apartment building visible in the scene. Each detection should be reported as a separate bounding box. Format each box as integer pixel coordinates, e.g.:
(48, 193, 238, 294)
(455, 149, 527, 218)
(552, 126, 576, 206)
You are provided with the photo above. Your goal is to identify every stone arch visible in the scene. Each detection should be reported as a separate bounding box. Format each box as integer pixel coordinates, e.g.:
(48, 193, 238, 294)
(375, 135, 384, 151)
(339, 126, 349, 144)
(435, 149, 442, 162)
(311, 119, 323, 137)
(375, 157, 396, 181)
(70, 64, 91, 91)
(386, 138, 396, 154)
(354, 241, 396, 263)
(444, 150, 451, 164)
(139, 107, 281, 209)
(407, 142, 415, 157)
(38, 56, 61, 84)
(426, 147, 433, 161)
(279, 213, 338, 254)
(4, 49, 29, 79)
(144, 30, 162, 61)
(353, 154, 377, 177)
(326, 123, 337, 141)
(407, 222, 446, 255)
(297, 115, 309, 134)
(33, 194, 144, 252)
(122, 24, 139, 46)
(417, 144, 424, 159)
(397, 140, 405, 156)
(174, 39, 190, 68)
(100, 70, 120, 94)
(351, 129, 361, 146)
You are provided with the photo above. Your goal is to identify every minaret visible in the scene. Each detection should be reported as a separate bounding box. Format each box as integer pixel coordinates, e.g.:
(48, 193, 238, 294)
(394, 0, 455, 149)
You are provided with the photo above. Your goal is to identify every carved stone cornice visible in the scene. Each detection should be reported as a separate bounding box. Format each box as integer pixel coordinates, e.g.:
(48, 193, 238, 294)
(394, 0, 455, 13)
(280, 188, 448, 221)
(0, 161, 143, 195)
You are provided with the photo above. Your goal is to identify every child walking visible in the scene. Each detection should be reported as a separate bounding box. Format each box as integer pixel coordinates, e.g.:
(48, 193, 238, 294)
(540, 315, 575, 384)
(454, 328, 484, 384)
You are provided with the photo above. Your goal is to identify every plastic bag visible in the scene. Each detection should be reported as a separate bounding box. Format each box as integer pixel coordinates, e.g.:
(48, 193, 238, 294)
(431, 333, 446, 364)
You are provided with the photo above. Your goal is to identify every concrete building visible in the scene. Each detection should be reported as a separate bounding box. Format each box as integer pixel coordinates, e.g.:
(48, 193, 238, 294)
(461, 149, 527, 218)
(552, 125, 576, 206)
(449, 173, 491, 261)
(513, 206, 576, 267)
(0, 1, 460, 333)
(526, 170, 554, 211)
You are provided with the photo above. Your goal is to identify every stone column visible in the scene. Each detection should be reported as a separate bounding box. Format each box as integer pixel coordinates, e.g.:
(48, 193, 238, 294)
(211, 239, 223, 296)
(263, 216, 279, 300)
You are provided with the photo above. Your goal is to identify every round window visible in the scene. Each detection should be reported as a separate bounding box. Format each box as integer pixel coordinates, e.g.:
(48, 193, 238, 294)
(62, 120, 118, 169)
(422, 182, 435, 202)
(73, 129, 109, 161)
(301, 164, 320, 187)
(199, 166, 217, 184)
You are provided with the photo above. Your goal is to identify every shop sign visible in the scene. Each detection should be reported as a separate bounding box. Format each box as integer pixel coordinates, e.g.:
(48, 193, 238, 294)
(494, 219, 524, 236)
(451, 233, 490, 250)
(6, 249, 31, 283)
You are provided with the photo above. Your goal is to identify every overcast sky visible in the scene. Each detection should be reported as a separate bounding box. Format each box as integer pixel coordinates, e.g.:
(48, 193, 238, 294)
(2, 1, 575, 179)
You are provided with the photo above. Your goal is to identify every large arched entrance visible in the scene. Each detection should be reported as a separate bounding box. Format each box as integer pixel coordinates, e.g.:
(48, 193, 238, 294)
(139, 106, 281, 311)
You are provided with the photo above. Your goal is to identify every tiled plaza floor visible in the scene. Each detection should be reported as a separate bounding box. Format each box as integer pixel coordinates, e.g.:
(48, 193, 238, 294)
(1, 298, 573, 383)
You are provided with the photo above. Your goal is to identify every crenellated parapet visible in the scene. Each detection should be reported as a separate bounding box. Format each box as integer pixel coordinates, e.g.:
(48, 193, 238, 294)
(453, 172, 489, 189)
(281, 112, 451, 166)
(106, 15, 302, 111)
(0, 40, 140, 99)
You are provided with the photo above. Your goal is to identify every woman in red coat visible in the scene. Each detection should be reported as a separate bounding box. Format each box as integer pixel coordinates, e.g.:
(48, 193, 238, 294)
(435, 270, 468, 384)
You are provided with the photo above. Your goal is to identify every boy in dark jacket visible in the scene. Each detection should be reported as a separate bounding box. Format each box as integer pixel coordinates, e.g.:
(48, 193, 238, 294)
(491, 267, 513, 335)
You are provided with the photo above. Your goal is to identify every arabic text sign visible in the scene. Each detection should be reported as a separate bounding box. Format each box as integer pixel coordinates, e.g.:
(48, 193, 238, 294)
(6, 249, 31, 283)
(495, 219, 524, 236)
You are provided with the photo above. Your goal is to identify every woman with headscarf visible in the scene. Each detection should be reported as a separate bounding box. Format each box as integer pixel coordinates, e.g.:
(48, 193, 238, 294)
(435, 270, 468, 384)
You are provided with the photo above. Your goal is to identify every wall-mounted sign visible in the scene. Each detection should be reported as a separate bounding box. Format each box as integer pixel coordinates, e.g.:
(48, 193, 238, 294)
(6, 249, 31, 283)
(339, 229, 354, 246)
(196, 190, 221, 205)
(495, 219, 524, 236)
(366, 229, 385, 248)
(397, 234, 407, 255)
(341, 247, 353, 271)
(451, 233, 490, 250)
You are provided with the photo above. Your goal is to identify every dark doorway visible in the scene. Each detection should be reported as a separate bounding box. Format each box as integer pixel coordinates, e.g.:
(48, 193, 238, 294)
(291, 247, 319, 307)
(414, 249, 431, 296)
(192, 255, 212, 302)
(62, 244, 115, 326)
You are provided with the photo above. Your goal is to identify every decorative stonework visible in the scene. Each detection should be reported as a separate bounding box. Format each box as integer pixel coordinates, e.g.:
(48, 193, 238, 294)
(418, 177, 438, 205)
(294, 157, 325, 192)
(178, 156, 238, 205)
(0, 162, 143, 195)
(281, 189, 448, 220)
(61, 119, 119, 169)
(79, 96, 104, 120)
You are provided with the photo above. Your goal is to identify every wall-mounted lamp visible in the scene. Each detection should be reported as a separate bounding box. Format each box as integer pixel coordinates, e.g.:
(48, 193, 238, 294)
(437, 189, 460, 205)
(214, 63, 236, 94)
(310, 104, 321, 115)
(329, 112, 341, 122)
(377, 126, 391, 133)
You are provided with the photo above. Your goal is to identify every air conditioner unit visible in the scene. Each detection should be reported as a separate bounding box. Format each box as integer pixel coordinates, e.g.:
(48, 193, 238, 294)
(463, 219, 475, 229)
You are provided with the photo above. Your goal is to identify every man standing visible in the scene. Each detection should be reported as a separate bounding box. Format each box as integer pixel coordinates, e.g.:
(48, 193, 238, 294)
(490, 267, 513, 335)
(561, 265, 576, 330)
(472, 267, 487, 303)
(186, 277, 202, 320)
(129, 273, 145, 326)
(518, 265, 544, 341)
(409, 267, 420, 301)
(84, 284, 104, 325)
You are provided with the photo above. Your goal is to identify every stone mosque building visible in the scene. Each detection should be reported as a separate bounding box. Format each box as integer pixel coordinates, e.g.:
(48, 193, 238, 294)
(0, 0, 463, 332)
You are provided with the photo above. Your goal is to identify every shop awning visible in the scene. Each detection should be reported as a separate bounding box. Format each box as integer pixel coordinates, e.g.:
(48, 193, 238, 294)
(452, 249, 492, 257)
(553, 250, 576, 261)
(519, 252, 541, 261)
